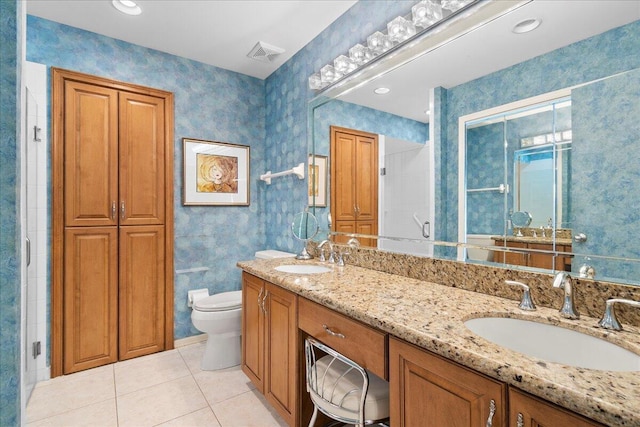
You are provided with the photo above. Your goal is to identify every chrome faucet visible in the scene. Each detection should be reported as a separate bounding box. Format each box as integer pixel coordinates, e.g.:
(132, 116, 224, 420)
(598, 298, 640, 331)
(553, 272, 579, 319)
(317, 239, 334, 263)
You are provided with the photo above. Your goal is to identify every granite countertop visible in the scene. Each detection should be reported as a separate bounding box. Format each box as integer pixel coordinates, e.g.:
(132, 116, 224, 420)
(492, 235, 574, 246)
(238, 258, 640, 426)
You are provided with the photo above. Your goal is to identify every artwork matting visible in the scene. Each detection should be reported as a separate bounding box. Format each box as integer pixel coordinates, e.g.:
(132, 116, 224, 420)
(183, 138, 250, 206)
(308, 154, 327, 207)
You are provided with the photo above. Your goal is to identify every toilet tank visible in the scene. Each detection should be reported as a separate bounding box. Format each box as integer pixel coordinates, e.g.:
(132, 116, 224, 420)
(255, 250, 296, 260)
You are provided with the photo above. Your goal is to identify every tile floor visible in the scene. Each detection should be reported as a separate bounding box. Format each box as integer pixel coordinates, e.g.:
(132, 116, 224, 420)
(26, 342, 288, 427)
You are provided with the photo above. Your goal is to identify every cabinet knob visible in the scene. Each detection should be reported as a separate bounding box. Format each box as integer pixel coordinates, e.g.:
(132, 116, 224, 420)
(120, 201, 126, 220)
(517, 413, 524, 427)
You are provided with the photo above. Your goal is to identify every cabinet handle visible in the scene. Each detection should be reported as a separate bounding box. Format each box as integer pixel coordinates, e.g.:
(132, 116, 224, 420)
(486, 399, 496, 427)
(111, 201, 116, 220)
(322, 324, 345, 339)
(516, 413, 524, 427)
(120, 201, 125, 220)
(257, 287, 264, 310)
(262, 291, 269, 314)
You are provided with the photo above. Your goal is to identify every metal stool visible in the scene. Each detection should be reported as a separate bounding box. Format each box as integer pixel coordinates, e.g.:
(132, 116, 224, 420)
(304, 337, 390, 427)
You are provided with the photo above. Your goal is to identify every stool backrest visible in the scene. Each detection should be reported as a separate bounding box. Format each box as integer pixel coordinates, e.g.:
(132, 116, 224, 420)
(304, 337, 369, 425)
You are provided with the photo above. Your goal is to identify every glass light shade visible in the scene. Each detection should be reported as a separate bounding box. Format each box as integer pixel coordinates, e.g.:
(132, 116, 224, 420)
(412, 0, 443, 28)
(387, 16, 416, 43)
(320, 65, 342, 84)
(308, 73, 324, 90)
(334, 55, 357, 74)
(367, 31, 395, 55)
(349, 44, 374, 66)
(441, 0, 474, 12)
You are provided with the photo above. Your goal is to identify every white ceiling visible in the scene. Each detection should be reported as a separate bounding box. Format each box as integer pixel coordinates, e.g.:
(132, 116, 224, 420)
(26, 0, 358, 79)
(341, 0, 640, 123)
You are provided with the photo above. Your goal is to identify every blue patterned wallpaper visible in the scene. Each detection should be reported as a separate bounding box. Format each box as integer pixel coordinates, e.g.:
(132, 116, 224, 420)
(26, 16, 266, 340)
(572, 68, 640, 282)
(1, 1, 22, 424)
(263, 0, 416, 253)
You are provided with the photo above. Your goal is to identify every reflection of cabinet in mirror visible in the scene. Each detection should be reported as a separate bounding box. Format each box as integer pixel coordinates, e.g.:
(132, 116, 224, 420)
(330, 126, 378, 247)
(493, 238, 572, 271)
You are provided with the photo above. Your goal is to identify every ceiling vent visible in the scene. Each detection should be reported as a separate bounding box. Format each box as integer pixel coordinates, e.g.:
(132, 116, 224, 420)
(247, 41, 285, 63)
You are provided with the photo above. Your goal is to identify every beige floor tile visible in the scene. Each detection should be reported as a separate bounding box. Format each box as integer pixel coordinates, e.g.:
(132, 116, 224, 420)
(193, 365, 255, 405)
(116, 375, 208, 427)
(156, 407, 221, 427)
(177, 341, 207, 374)
(26, 366, 115, 423)
(26, 399, 117, 427)
(211, 390, 288, 427)
(114, 349, 191, 395)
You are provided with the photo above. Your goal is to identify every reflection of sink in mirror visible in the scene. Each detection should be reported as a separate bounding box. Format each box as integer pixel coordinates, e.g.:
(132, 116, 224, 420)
(466, 234, 494, 261)
(464, 317, 640, 371)
(274, 265, 332, 274)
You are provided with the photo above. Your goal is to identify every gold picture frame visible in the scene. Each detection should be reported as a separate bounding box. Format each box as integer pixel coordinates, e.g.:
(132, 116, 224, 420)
(183, 138, 250, 206)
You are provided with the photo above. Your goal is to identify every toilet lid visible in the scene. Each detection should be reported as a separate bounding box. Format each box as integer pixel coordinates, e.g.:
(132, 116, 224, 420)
(194, 290, 242, 312)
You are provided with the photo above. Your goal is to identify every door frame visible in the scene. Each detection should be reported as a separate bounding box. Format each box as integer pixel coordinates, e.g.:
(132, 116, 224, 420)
(51, 68, 175, 377)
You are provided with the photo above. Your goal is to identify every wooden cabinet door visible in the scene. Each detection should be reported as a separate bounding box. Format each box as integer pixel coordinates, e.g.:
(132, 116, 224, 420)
(63, 227, 118, 373)
(356, 221, 378, 247)
(119, 92, 166, 226)
(64, 81, 119, 227)
(332, 129, 357, 221)
(509, 388, 603, 427)
(528, 243, 555, 269)
(354, 133, 378, 222)
(242, 272, 265, 391)
(390, 337, 506, 427)
(119, 225, 165, 360)
(264, 282, 298, 426)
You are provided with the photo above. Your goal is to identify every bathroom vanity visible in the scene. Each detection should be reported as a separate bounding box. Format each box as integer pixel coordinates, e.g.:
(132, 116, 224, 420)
(238, 258, 640, 427)
(492, 236, 573, 271)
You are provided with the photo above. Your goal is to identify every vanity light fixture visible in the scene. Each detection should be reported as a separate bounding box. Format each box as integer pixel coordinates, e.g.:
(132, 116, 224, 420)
(512, 18, 542, 34)
(374, 87, 390, 95)
(308, 0, 479, 91)
(112, 0, 142, 16)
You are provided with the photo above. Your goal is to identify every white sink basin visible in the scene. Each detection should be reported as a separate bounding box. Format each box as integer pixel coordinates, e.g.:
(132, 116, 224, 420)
(464, 317, 640, 371)
(274, 264, 332, 274)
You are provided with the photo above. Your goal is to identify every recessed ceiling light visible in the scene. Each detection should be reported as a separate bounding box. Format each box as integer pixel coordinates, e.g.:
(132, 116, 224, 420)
(374, 87, 390, 95)
(512, 18, 541, 34)
(112, 0, 142, 16)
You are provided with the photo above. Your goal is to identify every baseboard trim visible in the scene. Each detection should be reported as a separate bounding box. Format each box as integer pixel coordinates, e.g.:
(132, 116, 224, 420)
(174, 334, 207, 348)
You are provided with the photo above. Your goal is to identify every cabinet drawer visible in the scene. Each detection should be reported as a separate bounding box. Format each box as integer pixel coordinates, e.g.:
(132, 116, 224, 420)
(298, 297, 387, 379)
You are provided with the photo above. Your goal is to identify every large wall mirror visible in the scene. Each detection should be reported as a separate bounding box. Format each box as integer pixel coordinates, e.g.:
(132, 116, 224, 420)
(308, 0, 640, 284)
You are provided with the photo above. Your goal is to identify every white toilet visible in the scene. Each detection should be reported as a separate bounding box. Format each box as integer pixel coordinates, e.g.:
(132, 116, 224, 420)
(190, 249, 295, 371)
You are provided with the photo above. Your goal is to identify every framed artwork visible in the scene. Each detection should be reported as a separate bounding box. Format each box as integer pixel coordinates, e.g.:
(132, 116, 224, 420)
(308, 154, 327, 207)
(183, 138, 250, 206)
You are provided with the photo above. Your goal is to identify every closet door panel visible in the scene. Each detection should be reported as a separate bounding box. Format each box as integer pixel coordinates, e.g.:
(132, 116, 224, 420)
(63, 227, 118, 373)
(331, 130, 357, 221)
(354, 134, 378, 222)
(119, 225, 166, 360)
(119, 92, 166, 226)
(64, 81, 119, 227)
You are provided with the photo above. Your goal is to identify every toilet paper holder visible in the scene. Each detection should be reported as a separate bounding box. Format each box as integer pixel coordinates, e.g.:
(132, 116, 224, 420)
(188, 288, 209, 307)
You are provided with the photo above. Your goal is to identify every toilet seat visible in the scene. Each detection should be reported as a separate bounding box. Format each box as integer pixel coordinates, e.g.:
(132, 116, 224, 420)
(194, 290, 242, 312)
